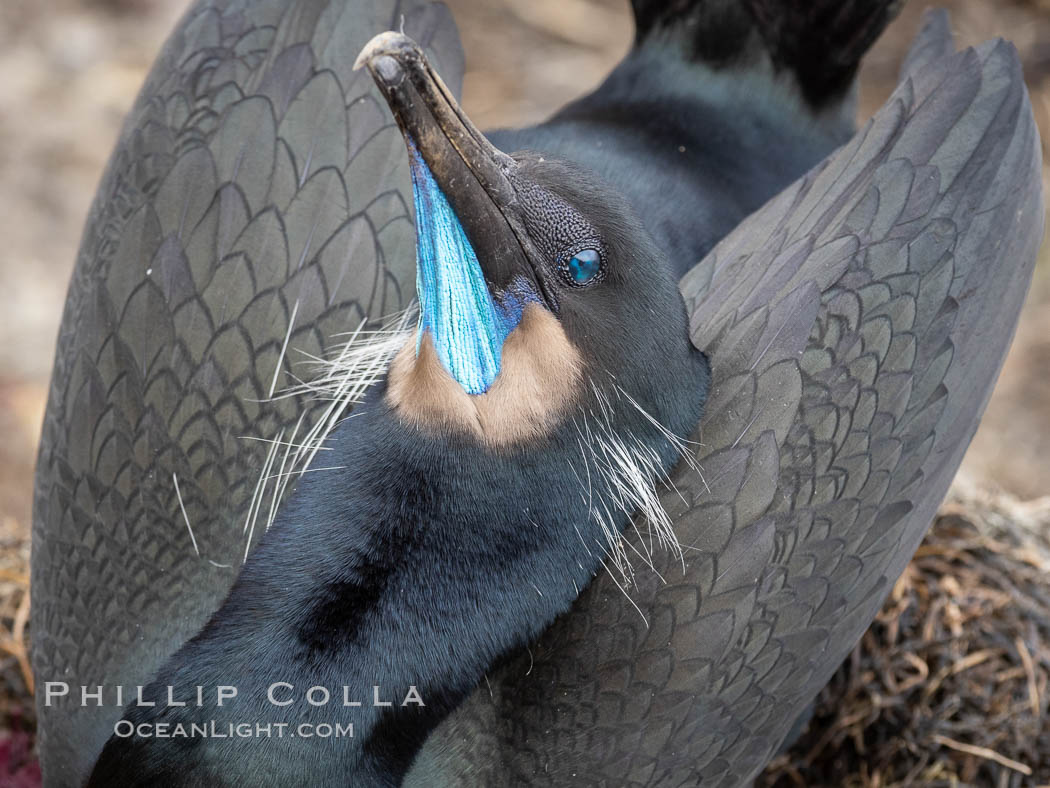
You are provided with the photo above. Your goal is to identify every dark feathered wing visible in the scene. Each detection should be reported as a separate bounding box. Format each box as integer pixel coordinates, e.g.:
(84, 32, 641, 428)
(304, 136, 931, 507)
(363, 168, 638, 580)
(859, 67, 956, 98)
(412, 17, 1043, 787)
(30, 1, 462, 782)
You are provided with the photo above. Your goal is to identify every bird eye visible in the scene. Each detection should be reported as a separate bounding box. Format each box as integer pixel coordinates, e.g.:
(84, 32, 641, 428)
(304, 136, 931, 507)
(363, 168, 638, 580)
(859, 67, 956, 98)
(560, 248, 604, 287)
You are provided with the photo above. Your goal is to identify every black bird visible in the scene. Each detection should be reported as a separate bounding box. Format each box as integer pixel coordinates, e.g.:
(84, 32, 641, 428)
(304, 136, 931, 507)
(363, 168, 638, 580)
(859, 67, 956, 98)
(82, 27, 712, 784)
(31, 0, 1042, 786)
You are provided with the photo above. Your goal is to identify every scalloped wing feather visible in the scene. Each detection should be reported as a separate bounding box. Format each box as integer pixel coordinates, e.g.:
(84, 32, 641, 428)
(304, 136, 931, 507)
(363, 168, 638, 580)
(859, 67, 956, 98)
(413, 30, 1043, 788)
(30, 1, 463, 781)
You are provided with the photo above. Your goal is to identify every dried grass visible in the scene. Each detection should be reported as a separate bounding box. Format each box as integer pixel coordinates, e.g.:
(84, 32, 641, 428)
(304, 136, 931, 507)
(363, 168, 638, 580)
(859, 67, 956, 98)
(761, 480, 1050, 788)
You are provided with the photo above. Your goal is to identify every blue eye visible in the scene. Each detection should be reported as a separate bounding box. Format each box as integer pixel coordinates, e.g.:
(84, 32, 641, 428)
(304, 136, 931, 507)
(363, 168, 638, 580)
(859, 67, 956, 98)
(562, 248, 603, 287)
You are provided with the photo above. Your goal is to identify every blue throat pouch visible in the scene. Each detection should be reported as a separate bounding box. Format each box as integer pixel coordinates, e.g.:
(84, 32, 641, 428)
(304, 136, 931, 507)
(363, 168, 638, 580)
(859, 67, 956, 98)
(408, 140, 526, 394)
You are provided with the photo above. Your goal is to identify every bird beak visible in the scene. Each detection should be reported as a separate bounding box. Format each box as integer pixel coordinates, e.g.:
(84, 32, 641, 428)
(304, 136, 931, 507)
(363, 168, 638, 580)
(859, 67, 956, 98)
(356, 32, 549, 395)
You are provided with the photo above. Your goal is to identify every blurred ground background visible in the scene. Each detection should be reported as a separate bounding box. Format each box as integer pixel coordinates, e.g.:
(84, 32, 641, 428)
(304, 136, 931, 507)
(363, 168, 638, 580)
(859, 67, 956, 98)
(0, 0, 1048, 784)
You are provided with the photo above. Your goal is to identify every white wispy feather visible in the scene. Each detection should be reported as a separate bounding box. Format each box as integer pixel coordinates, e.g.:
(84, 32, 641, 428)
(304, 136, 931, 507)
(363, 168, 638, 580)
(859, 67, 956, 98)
(572, 380, 705, 591)
(235, 306, 702, 592)
(239, 307, 417, 561)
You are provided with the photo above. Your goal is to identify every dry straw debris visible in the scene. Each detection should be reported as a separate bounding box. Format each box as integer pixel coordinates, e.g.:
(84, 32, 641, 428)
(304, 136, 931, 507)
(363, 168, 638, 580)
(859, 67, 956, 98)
(761, 480, 1050, 788)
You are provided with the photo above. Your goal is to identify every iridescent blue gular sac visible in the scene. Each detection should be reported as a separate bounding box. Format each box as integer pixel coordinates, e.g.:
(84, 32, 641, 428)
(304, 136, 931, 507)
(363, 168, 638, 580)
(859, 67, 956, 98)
(408, 140, 539, 394)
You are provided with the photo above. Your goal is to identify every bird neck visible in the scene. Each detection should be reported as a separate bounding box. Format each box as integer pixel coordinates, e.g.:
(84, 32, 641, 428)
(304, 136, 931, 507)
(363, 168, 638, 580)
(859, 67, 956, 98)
(89, 385, 681, 785)
(489, 48, 852, 276)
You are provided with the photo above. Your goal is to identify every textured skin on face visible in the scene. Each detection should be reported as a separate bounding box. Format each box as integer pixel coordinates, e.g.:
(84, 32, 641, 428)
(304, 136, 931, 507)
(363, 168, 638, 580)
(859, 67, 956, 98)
(408, 25, 1044, 787)
(512, 175, 604, 267)
(386, 304, 583, 446)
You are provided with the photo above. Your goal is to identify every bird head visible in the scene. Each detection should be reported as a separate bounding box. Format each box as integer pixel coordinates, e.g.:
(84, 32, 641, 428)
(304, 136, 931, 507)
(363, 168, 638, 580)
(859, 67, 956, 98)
(357, 33, 708, 448)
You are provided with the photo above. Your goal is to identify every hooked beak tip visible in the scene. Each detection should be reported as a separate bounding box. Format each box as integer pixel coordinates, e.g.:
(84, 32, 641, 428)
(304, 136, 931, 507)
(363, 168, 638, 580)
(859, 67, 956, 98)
(356, 27, 553, 356)
(353, 31, 421, 73)
(371, 54, 404, 88)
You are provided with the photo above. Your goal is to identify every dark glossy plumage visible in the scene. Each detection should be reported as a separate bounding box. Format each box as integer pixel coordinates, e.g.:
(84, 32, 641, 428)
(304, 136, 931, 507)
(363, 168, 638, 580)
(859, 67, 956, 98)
(32, 4, 465, 782)
(83, 139, 711, 783)
(412, 17, 1044, 785)
(31, 1, 1042, 786)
